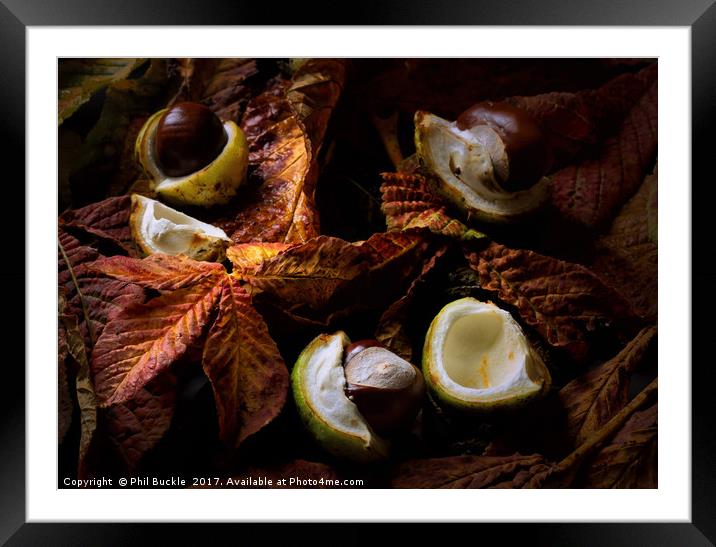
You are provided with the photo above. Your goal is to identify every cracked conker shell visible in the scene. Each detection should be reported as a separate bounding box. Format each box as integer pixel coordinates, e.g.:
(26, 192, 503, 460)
(456, 101, 551, 192)
(344, 344, 425, 436)
(155, 102, 228, 177)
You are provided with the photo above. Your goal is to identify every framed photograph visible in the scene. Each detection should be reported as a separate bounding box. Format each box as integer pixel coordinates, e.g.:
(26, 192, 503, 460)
(4, 0, 713, 544)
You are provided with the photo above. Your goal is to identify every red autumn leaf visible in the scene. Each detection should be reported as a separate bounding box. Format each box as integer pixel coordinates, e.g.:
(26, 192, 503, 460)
(60, 195, 135, 254)
(103, 371, 177, 472)
(506, 63, 656, 166)
(380, 172, 484, 240)
(91, 280, 222, 406)
(549, 81, 657, 229)
(592, 166, 658, 321)
(391, 453, 555, 488)
(91, 253, 224, 291)
(91, 253, 288, 446)
(559, 326, 657, 447)
(202, 276, 288, 446)
(464, 242, 635, 360)
(581, 403, 657, 488)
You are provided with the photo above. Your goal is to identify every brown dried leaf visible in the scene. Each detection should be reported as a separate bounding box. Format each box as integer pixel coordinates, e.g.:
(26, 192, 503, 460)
(506, 64, 657, 166)
(58, 322, 73, 444)
(229, 236, 369, 313)
(592, 166, 658, 320)
(560, 327, 657, 446)
(380, 172, 484, 241)
(200, 59, 260, 124)
(581, 403, 657, 488)
(91, 280, 222, 406)
(104, 371, 177, 473)
(202, 277, 288, 446)
(287, 59, 347, 152)
(214, 78, 316, 244)
(464, 242, 635, 360)
(391, 453, 555, 488)
(60, 196, 136, 254)
(375, 245, 449, 361)
(549, 82, 657, 229)
(58, 58, 144, 124)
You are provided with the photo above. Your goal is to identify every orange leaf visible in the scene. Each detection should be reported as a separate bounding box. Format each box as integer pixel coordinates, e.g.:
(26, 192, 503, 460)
(91, 280, 222, 406)
(202, 277, 288, 446)
(91, 254, 224, 291)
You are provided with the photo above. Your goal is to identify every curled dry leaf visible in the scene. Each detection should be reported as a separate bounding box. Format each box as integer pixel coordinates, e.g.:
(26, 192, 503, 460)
(592, 166, 658, 321)
(464, 242, 636, 360)
(549, 81, 657, 229)
(229, 231, 433, 325)
(58, 316, 73, 444)
(580, 403, 657, 488)
(559, 326, 657, 447)
(90, 253, 288, 448)
(375, 245, 449, 362)
(380, 172, 485, 241)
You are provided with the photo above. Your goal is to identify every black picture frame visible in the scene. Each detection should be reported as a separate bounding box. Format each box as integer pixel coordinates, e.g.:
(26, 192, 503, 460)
(3, 0, 714, 544)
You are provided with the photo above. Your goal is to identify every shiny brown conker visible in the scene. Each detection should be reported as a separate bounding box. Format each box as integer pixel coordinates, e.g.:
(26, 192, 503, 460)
(343, 343, 424, 436)
(155, 102, 228, 178)
(456, 101, 552, 192)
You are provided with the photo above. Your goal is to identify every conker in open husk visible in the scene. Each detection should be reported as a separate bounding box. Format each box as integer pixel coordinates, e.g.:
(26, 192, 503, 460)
(343, 340, 425, 436)
(155, 102, 228, 178)
(456, 100, 552, 192)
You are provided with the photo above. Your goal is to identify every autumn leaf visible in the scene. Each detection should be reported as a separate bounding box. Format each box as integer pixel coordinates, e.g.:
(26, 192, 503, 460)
(90, 253, 288, 447)
(58, 58, 145, 124)
(229, 231, 433, 325)
(60, 195, 136, 254)
(91, 281, 223, 406)
(68, 59, 171, 206)
(91, 253, 224, 291)
(580, 403, 657, 488)
(202, 276, 288, 446)
(592, 166, 658, 321)
(549, 81, 657, 229)
(394, 379, 657, 488)
(464, 241, 636, 360)
(287, 59, 347, 152)
(506, 63, 657, 167)
(559, 326, 657, 447)
(104, 371, 177, 473)
(208, 77, 314, 243)
(391, 453, 552, 488)
(375, 244, 449, 361)
(380, 172, 484, 241)
(199, 59, 261, 124)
